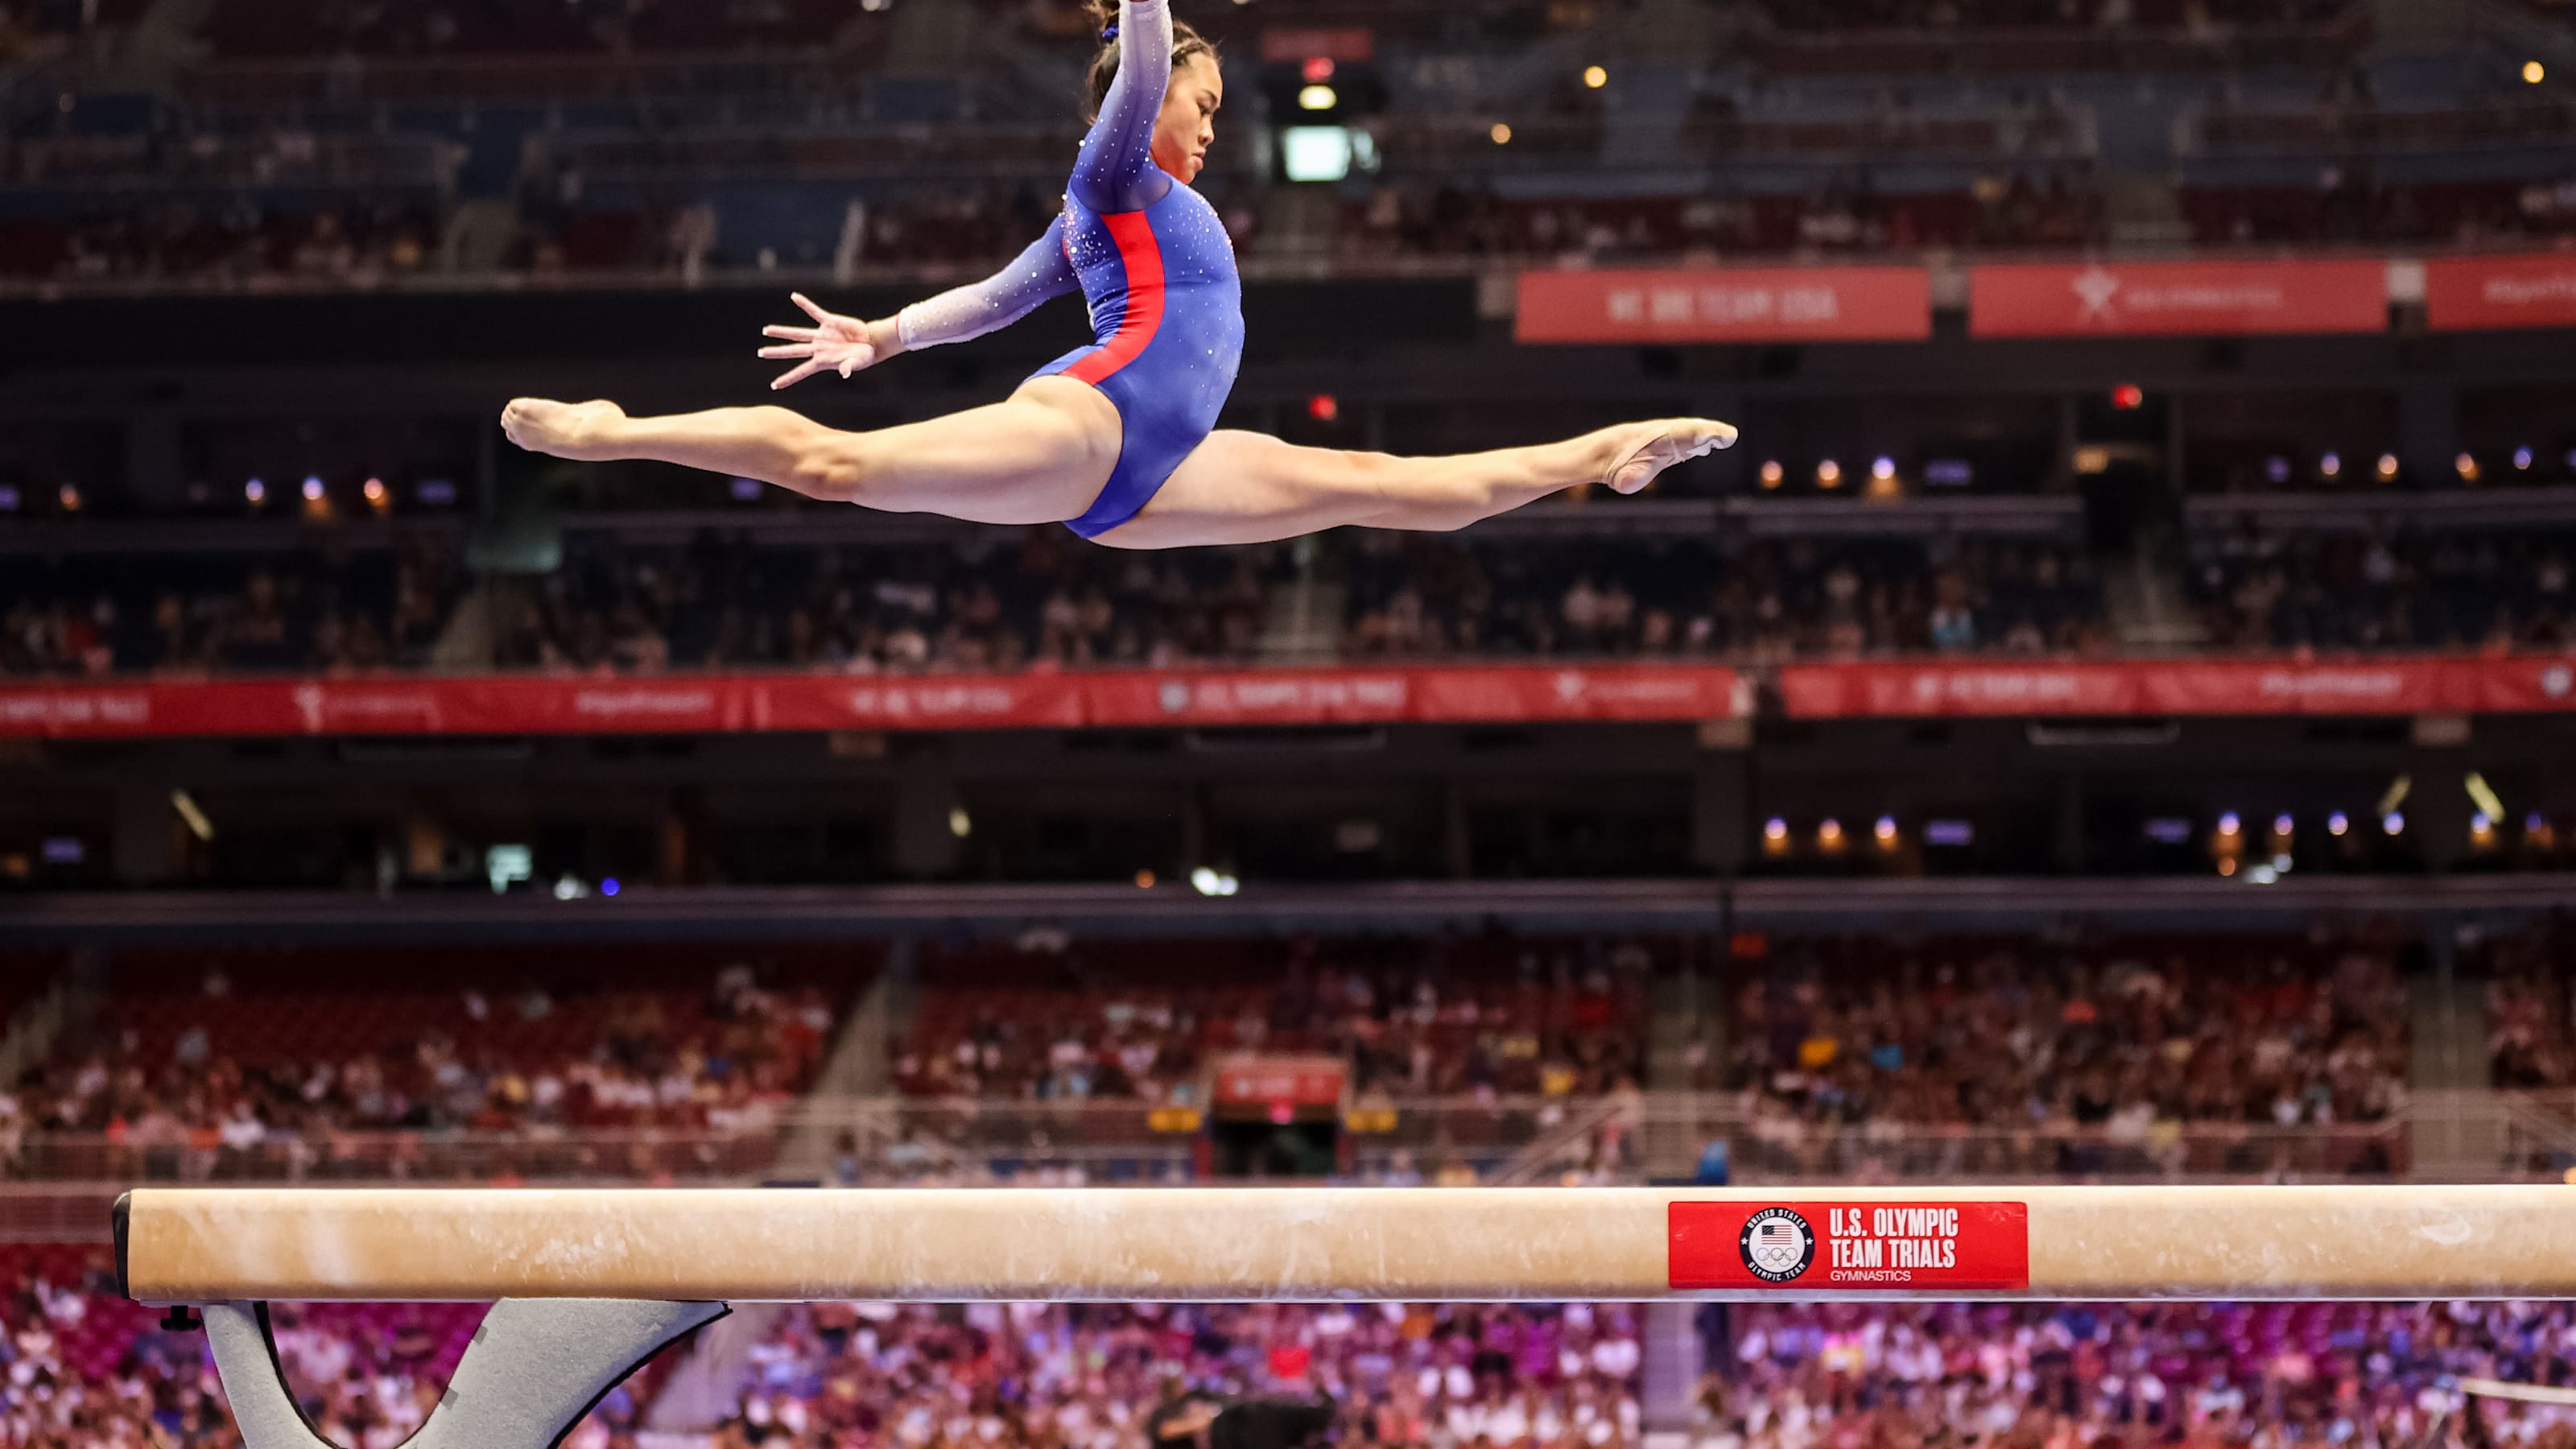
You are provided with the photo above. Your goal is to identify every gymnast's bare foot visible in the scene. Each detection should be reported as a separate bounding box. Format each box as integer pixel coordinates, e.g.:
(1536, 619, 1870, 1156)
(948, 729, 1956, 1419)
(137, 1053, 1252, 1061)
(502, 398, 630, 462)
(1604, 419, 1740, 496)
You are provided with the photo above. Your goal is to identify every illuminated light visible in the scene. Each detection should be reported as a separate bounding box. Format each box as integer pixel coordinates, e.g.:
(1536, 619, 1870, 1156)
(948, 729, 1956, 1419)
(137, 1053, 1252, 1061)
(2467, 772, 2507, 825)
(1817, 819, 1847, 853)
(2273, 853, 2293, 872)
(1135, 869, 1158, 890)
(1871, 456, 1897, 481)
(56, 483, 80, 512)
(2527, 60, 2548, 84)
(1583, 65, 1608, 89)
(551, 876, 589, 902)
(1875, 816, 1900, 847)
(1298, 84, 1338, 111)
(1307, 394, 1340, 423)
(2264, 456, 2292, 485)
(0, 485, 18, 512)
(1816, 459, 1843, 488)
(1302, 56, 1336, 84)
(2516, 448, 2536, 472)
(2472, 814, 2497, 845)
(2384, 812, 2406, 836)
(947, 807, 972, 840)
(1191, 867, 1220, 895)
(245, 478, 267, 505)
(2217, 857, 2239, 877)
(2248, 864, 2279, 885)
(2320, 452, 2343, 480)
(2529, 814, 2549, 833)
(2218, 812, 2242, 837)
(363, 477, 388, 506)
(1490, 122, 1513, 145)
(600, 878, 621, 898)
(2455, 452, 2480, 482)
(2376, 453, 2401, 481)
(2073, 445, 2112, 476)
(302, 475, 326, 502)
(2273, 814, 2295, 837)
(1764, 818, 1790, 841)
(2329, 812, 2351, 837)
(170, 791, 214, 843)
(1759, 460, 1785, 489)
(2111, 384, 2145, 411)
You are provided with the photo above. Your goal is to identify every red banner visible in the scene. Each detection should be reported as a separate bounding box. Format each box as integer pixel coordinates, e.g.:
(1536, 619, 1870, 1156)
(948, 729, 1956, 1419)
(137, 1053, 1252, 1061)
(1777, 657, 2576, 719)
(1211, 1055, 1348, 1110)
(2424, 252, 2576, 332)
(1517, 267, 1933, 344)
(1970, 259, 2388, 337)
(1670, 1200, 2031, 1294)
(0, 664, 1751, 741)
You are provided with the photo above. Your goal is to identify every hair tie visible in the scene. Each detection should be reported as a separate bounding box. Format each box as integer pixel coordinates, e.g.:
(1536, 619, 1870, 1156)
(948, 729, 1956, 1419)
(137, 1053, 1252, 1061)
(1100, 21, 1119, 42)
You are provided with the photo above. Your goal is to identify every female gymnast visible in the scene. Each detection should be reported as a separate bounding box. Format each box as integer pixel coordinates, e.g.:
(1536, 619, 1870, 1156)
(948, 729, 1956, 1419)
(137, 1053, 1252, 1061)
(500, 0, 1737, 549)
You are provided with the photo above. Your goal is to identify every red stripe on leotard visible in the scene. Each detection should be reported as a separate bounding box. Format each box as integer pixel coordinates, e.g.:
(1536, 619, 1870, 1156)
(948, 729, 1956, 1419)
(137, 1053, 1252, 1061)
(1063, 211, 1166, 386)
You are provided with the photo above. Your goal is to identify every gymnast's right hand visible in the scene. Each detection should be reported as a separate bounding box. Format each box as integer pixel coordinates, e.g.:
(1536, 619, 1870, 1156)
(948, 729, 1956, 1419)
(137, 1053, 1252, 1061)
(758, 293, 901, 390)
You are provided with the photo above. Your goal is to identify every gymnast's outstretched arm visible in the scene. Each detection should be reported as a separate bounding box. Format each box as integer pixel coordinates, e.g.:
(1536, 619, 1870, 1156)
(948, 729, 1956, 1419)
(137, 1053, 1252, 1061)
(758, 219, 1080, 390)
(1071, 0, 1177, 215)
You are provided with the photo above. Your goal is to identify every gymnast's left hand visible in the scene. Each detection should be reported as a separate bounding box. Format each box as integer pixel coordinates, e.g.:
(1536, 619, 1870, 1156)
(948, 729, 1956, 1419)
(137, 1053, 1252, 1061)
(758, 293, 902, 390)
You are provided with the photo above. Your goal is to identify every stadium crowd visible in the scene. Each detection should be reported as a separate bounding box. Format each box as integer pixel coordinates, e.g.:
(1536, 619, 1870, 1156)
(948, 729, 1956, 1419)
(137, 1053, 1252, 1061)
(0, 956, 838, 1181)
(1710, 929, 2414, 1177)
(1711, 1298, 2576, 1449)
(2189, 526, 2576, 656)
(0, 535, 460, 679)
(896, 935, 1653, 1104)
(1340, 537, 2108, 663)
(720, 1299, 1646, 1449)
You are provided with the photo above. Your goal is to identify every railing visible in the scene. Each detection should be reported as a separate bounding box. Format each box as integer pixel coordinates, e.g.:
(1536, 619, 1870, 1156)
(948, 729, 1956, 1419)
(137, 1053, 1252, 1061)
(2187, 100, 2576, 156)
(21, 1091, 2570, 1195)
(1752, 17, 2368, 75)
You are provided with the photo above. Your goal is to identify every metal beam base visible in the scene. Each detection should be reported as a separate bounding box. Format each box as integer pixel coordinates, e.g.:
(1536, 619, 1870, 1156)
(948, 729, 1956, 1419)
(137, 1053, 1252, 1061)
(200, 1299, 729, 1449)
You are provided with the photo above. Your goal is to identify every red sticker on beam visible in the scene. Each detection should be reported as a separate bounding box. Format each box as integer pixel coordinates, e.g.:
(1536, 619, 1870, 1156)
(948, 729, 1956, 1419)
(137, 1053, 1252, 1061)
(1670, 1202, 2030, 1292)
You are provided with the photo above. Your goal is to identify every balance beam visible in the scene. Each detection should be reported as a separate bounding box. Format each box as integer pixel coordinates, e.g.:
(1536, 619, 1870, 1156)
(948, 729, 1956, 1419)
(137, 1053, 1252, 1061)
(118, 1183, 2576, 1306)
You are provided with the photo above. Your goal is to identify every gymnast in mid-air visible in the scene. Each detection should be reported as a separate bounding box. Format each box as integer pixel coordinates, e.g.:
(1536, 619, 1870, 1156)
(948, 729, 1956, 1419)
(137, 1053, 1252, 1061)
(502, 0, 1736, 549)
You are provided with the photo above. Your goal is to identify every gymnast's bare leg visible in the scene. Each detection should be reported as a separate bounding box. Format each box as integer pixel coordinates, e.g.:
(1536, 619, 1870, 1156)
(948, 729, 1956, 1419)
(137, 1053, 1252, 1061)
(502, 394, 1732, 545)
(501, 379, 1123, 527)
(1094, 420, 1737, 549)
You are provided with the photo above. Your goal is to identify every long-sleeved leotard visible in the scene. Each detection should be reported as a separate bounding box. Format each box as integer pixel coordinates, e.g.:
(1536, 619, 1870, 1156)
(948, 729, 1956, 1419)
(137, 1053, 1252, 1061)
(894, 0, 1244, 539)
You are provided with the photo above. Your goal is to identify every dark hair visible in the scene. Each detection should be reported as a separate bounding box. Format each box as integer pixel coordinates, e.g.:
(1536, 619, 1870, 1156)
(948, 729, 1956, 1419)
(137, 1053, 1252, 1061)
(1083, 2, 1216, 121)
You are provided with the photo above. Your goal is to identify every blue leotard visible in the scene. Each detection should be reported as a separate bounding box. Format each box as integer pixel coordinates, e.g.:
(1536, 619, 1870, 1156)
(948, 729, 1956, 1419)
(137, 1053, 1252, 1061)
(895, 0, 1243, 539)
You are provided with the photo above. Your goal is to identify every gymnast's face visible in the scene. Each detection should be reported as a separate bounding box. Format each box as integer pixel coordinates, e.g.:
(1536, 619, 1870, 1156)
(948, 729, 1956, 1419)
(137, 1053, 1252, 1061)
(1153, 53, 1222, 185)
